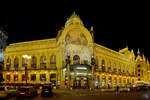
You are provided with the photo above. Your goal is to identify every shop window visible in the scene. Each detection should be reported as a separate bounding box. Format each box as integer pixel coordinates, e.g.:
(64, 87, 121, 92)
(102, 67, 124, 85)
(50, 74, 56, 83)
(14, 75, 18, 81)
(40, 74, 46, 81)
(6, 75, 10, 81)
(22, 74, 25, 81)
(31, 74, 36, 81)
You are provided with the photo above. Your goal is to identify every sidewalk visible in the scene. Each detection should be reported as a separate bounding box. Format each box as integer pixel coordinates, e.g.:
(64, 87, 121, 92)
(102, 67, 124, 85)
(52, 88, 116, 93)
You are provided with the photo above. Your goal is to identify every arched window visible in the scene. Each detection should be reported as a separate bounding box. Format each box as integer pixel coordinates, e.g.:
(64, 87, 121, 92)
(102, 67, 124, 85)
(40, 56, 46, 69)
(118, 64, 121, 73)
(50, 55, 56, 67)
(102, 60, 105, 72)
(113, 63, 117, 72)
(73, 55, 80, 64)
(95, 57, 98, 69)
(123, 65, 125, 73)
(6, 58, 11, 70)
(22, 58, 27, 67)
(108, 61, 111, 72)
(31, 56, 37, 69)
(14, 57, 19, 69)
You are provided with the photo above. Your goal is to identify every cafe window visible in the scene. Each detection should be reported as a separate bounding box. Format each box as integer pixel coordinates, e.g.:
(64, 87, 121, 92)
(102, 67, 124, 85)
(14, 75, 18, 81)
(40, 74, 46, 81)
(6, 75, 10, 81)
(31, 74, 36, 81)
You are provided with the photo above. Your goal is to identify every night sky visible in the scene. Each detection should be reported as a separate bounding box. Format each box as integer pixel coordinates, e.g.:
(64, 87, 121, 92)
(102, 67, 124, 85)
(0, 7, 149, 59)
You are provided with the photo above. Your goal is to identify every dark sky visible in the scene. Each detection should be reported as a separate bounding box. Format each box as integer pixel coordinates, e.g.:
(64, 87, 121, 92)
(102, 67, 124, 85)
(0, 7, 149, 59)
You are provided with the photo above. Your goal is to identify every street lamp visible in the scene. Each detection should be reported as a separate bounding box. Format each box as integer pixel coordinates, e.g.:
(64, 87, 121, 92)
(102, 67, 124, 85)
(91, 56, 95, 90)
(22, 55, 31, 85)
(66, 53, 71, 90)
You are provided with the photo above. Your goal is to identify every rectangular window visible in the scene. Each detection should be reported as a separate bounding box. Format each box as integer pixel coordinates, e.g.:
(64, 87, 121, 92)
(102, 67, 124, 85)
(22, 74, 25, 81)
(14, 75, 18, 81)
(6, 75, 10, 81)
(31, 74, 36, 81)
(40, 74, 46, 81)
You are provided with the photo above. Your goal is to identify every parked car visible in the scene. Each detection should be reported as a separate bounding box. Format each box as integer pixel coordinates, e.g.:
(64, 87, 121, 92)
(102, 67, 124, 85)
(16, 87, 38, 97)
(41, 85, 53, 97)
(0, 86, 16, 98)
(119, 86, 130, 92)
(129, 85, 140, 91)
(138, 85, 149, 91)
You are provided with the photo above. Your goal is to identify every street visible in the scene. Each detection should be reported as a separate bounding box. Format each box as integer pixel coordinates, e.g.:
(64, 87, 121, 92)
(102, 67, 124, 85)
(3, 89, 150, 100)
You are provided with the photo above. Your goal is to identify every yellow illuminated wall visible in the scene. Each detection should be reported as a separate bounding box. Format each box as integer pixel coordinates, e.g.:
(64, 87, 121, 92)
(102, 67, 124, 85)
(2, 12, 150, 89)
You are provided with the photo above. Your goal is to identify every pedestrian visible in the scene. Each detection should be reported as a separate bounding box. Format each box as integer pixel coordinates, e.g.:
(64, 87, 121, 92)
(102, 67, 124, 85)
(116, 86, 119, 94)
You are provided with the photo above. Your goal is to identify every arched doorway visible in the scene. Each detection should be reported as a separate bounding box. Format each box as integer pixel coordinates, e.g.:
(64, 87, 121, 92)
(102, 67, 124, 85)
(62, 64, 92, 89)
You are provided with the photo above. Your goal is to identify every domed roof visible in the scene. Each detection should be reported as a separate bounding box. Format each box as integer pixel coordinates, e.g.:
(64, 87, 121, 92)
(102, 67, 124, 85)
(65, 12, 83, 27)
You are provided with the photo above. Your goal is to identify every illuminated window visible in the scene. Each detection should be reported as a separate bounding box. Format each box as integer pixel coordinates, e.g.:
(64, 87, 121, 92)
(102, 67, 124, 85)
(113, 63, 116, 72)
(108, 61, 111, 72)
(22, 58, 27, 67)
(31, 74, 36, 81)
(50, 55, 56, 67)
(83, 60, 88, 65)
(102, 60, 105, 72)
(73, 55, 80, 64)
(123, 65, 125, 73)
(138, 69, 140, 72)
(40, 56, 46, 69)
(6, 75, 10, 81)
(22, 74, 25, 81)
(50, 74, 56, 82)
(118, 64, 121, 72)
(14, 57, 19, 69)
(31, 56, 37, 69)
(14, 75, 18, 81)
(6, 58, 11, 70)
(40, 74, 46, 81)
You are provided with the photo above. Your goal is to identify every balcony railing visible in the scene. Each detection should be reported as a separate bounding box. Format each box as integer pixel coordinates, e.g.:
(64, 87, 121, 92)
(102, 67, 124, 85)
(2, 67, 57, 71)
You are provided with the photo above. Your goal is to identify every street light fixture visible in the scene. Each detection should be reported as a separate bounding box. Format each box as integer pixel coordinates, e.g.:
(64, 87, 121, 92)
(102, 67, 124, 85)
(91, 55, 95, 90)
(66, 53, 71, 90)
(22, 55, 31, 85)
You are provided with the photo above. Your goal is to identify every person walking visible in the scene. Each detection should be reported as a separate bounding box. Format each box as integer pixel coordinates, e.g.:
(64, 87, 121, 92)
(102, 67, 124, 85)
(116, 86, 120, 94)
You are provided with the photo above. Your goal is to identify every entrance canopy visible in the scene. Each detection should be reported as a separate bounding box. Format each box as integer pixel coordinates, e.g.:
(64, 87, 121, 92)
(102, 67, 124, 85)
(63, 64, 92, 76)
(70, 64, 92, 71)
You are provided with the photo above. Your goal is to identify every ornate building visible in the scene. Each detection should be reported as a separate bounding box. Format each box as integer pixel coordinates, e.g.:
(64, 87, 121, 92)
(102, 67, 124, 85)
(2, 12, 150, 89)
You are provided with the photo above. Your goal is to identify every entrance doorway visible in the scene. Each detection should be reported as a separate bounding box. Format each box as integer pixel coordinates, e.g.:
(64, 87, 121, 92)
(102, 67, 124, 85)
(73, 77, 89, 89)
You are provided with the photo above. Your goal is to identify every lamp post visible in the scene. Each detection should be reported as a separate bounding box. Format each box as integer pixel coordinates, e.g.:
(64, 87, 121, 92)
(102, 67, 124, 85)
(91, 56, 95, 90)
(22, 55, 31, 85)
(66, 53, 71, 90)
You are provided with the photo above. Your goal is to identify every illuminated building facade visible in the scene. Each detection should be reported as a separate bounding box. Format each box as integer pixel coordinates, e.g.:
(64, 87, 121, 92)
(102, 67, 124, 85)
(2, 13, 150, 89)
